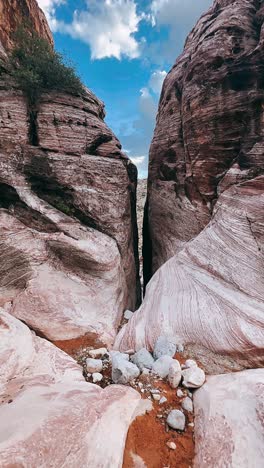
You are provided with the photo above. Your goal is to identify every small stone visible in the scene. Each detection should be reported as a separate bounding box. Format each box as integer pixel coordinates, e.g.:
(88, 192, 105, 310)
(176, 344, 184, 353)
(150, 389, 160, 394)
(185, 359, 197, 368)
(92, 373, 103, 383)
(89, 348, 108, 359)
(187, 391, 193, 399)
(182, 366, 205, 389)
(138, 382, 143, 389)
(168, 360, 182, 388)
(124, 310, 133, 320)
(153, 336, 176, 360)
(181, 397, 193, 412)
(142, 367, 150, 375)
(141, 389, 145, 393)
(110, 351, 129, 362)
(159, 396, 167, 405)
(166, 441, 176, 450)
(152, 356, 174, 378)
(188, 422, 194, 427)
(111, 353, 140, 384)
(167, 410, 186, 431)
(131, 348, 154, 370)
(86, 358, 103, 374)
(157, 414, 163, 419)
(124, 349, 135, 355)
(176, 389, 184, 398)
(152, 394, 161, 401)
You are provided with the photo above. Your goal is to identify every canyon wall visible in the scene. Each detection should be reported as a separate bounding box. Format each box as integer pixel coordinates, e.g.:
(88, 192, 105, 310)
(119, 0, 264, 370)
(144, 0, 264, 280)
(0, 0, 140, 348)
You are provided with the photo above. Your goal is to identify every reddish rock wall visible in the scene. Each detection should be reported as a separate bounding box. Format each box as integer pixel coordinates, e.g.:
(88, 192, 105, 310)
(144, 0, 264, 280)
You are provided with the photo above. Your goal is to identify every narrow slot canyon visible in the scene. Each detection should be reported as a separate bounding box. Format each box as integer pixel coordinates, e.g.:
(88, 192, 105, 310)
(0, 0, 264, 467)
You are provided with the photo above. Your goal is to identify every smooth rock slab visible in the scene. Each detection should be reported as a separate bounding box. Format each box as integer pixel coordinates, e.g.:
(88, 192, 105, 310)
(193, 369, 264, 467)
(167, 410, 186, 431)
(0, 309, 141, 467)
(152, 356, 174, 378)
(131, 348, 154, 370)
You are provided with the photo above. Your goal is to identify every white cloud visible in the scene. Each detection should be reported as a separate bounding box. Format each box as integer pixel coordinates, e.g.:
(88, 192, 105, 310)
(149, 70, 166, 94)
(151, 0, 212, 27)
(130, 155, 145, 165)
(139, 87, 157, 118)
(53, 0, 143, 60)
(37, 0, 64, 30)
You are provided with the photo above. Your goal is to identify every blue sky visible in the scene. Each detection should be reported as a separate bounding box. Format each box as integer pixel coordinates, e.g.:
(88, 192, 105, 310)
(37, 0, 212, 178)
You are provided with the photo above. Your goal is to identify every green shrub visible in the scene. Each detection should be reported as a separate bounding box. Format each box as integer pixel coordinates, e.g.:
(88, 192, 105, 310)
(10, 26, 84, 105)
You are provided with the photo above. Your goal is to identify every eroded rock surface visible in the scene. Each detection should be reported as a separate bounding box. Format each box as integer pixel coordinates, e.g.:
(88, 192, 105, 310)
(0, 309, 141, 467)
(0, 11, 140, 345)
(144, 0, 264, 279)
(193, 369, 264, 467)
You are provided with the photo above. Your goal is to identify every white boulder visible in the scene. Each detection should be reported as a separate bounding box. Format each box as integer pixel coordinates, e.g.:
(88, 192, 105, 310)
(131, 348, 154, 370)
(152, 356, 174, 378)
(153, 336, 176, 360)
(86, 358, 103, 374)
(168, 360, 182, 388)
(112, 354, 140, 384)
(89, 348, 108, 359)
(167, 410, 186, 431)
(182, 366, 205, 389)
(181, 397, 193, 412)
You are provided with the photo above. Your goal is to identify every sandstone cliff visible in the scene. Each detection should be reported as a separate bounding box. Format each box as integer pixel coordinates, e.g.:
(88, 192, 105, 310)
(0, 0, 140, 347)
(118, 0, 264, 370)
(144, 0, 264, 279)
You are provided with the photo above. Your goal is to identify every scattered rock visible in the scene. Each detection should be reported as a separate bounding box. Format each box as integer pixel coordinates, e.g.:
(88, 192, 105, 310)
(181, 397, 193, 412)
(124, 310, 134, 320)
(124, 349, 135, 355)
(152, 394, 161, 401)
(112, 354, 140, 384)
(92, 373, 103, 383)
(152, 356, 174, 378)
(86, 358, 103, 374)
(131, 348, 154, 370)
(167, 410, 186, 431)
(166, 441, 177, 450)
(89, 348, 108, 359)
(159, 396, 167, 405)
(176, 389, 184, 398)
(150, 389, 160, 395)
(176, 344, 184, 353)
(142, 367, 150, 376)
(153, 336, 176, 360)
(184, 359, 197, 369)
(110, 351, 130, 362)
(168, 360, 182, 388)
(182, 366, 205, 389)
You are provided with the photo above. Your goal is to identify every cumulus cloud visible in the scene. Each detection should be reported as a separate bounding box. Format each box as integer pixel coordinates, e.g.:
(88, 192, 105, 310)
(37, 0, 64, 30)
(52, 0, 143, 60)
(130, 155, 146, 165)
(149, 70, 166, 93)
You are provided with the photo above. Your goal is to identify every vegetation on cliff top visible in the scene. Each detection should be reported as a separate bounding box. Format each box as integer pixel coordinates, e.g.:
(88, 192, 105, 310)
(9, 26, 84, 105)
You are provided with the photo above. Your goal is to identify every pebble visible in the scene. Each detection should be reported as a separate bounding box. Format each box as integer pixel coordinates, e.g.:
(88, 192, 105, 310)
(185, 359, 197, 368)
(166, 441, 177, 450)
(168, 360, 182, 388)
(152, 394, 161, 401)
(152, 355, 174, 378)
(111, 353, 140, 384)
(86, 358, 103, 374)
(92, 373, 103, 383)
(176, 389, 184, 398)
(182, 366, 205, 388)
(124, 310, 133, 320)
(159, 396, 167, 405)
(110, 351, 130, 362)
(167, 410, 186, 431)
(153, 336, 176, 360)
(89, 348, 108, 359)
(188, 422, 194, 427)
(181, 396, 193, 412)
(131, 348, 154, 370)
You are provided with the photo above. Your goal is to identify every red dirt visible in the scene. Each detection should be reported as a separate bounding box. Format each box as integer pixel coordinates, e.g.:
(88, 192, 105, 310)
(53, 332, 105, 358)
(123, 376, 195, 468)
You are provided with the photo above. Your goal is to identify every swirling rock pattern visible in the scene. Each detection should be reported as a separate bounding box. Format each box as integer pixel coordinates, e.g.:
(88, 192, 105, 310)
(116, 177, 264, 370)
(0, 15, 140, 344)
(0, 309, 140, 467)
(144, 0, 264, 280)
(193, 369, 264, 467)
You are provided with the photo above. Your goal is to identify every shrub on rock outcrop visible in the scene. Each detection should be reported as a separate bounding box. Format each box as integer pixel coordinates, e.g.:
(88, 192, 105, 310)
(9, 26, 84, 105)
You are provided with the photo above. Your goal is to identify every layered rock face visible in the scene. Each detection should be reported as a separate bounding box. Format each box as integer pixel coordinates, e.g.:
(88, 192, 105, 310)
(144, 0, 264, 279)
(118, 0, 264, 369)
(0, 309, 140, 467)
(193, 369, 264, 467)
(0, 0, 53, 52)
(0, 7, 140, 346)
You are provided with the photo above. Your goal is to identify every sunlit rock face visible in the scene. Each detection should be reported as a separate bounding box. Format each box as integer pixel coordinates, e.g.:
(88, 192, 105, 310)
(117, 0, 264, 370)
(0, 309, 140, 467)
(144, 0, 264, 279)
(0, 7, 140, 346)
(193, 369, 264, 467)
